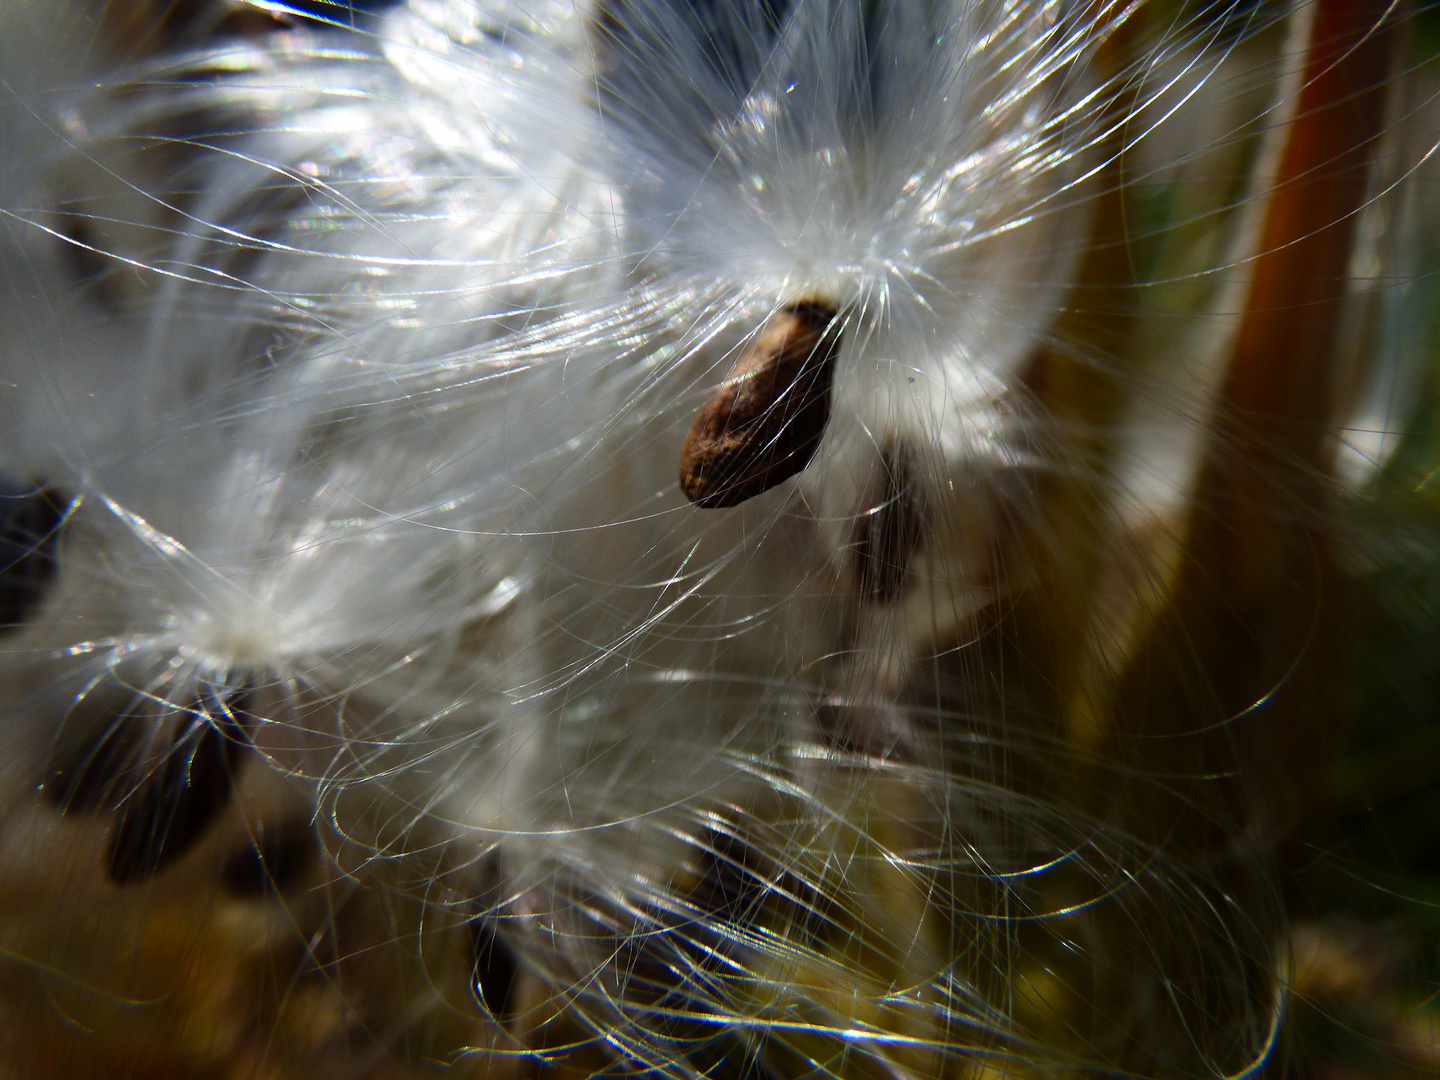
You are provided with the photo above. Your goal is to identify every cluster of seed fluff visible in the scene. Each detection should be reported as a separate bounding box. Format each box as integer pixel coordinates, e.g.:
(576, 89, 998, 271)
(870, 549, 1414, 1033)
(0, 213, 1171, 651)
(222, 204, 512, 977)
(0, 1, 1321, 1076)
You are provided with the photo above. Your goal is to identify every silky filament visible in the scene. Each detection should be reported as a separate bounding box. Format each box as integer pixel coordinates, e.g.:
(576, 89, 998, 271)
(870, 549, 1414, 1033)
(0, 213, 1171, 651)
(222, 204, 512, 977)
(0, 1, 1435, 1077)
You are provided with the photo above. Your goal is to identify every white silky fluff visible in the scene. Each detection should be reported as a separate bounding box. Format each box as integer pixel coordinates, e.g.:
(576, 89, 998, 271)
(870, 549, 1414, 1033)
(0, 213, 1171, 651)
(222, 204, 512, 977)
(0, 0, 1100, 830)
(0, 0, 1306, 1075)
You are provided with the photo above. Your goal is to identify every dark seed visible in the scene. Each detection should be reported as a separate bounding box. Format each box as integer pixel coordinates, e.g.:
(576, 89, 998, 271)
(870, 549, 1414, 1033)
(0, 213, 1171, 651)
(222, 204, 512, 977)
(471, 917, 520, 1023)
(690, 827, 832, 948)
(679, 301, 842, 508)
(211, 6, 296, 36)
(56, 215, 123, 312)
(99, 0, 298, 58)
(43, 700, 146, 814)
(220, 820, 315, 898)
(852, 447, 926, 603)
(690, 827, 769, 921)
(0, 483, 67, 633)
(815, 695, 880, 757)
(107, 684, 255, 885)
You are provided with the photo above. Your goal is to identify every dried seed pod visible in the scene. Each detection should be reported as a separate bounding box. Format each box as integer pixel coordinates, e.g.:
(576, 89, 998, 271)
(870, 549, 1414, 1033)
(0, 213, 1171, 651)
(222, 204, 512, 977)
(107, 683, 256, 884)
(679, 301, 842, 508)
(0, 483, 67, 633)
(853, 448, 926, 603)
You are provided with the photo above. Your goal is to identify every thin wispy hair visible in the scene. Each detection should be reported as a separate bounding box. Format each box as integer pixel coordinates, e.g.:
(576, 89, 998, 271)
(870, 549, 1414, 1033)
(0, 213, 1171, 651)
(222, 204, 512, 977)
(0, 0, 1430, 1076)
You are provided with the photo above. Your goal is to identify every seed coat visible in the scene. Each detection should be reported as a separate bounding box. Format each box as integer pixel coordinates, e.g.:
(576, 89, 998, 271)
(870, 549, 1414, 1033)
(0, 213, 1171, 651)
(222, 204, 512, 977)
(0, 484, 67, 633)
(107, 684, 255, 884)
(853, 448, 926, 602)
(679, 302, 842, 508)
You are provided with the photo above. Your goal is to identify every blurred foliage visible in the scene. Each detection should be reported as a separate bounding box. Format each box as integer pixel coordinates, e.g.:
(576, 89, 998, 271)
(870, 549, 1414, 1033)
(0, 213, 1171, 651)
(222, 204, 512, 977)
(1282, 256, 1440, 1077)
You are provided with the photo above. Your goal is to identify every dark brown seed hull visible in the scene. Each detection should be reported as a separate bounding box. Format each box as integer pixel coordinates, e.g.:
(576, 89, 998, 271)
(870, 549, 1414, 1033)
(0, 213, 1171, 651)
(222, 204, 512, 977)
(679, 302, 842, 508)
(853, 448, 926, 603)
(107, 684, 256, 884)
(219, 819, 317, 898)
(43, 701, 147, 814)
(0, 485, 67, 633)
(471, 917, 520, 1023)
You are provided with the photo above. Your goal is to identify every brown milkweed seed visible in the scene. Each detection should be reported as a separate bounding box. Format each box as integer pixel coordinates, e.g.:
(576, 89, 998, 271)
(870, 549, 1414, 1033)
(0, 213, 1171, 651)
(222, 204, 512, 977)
(679, 301, 842, 508)
(107, 683, 256, 885)
(0, 483, 67, 634)
(853, 447, 926, 603)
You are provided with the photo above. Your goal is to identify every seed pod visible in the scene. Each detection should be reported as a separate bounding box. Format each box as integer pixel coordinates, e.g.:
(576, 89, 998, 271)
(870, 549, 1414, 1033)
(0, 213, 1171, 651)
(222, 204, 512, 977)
(679, 302, 842, 508)
(853, 447, 926, 603)
(107, 683, 255, 884)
